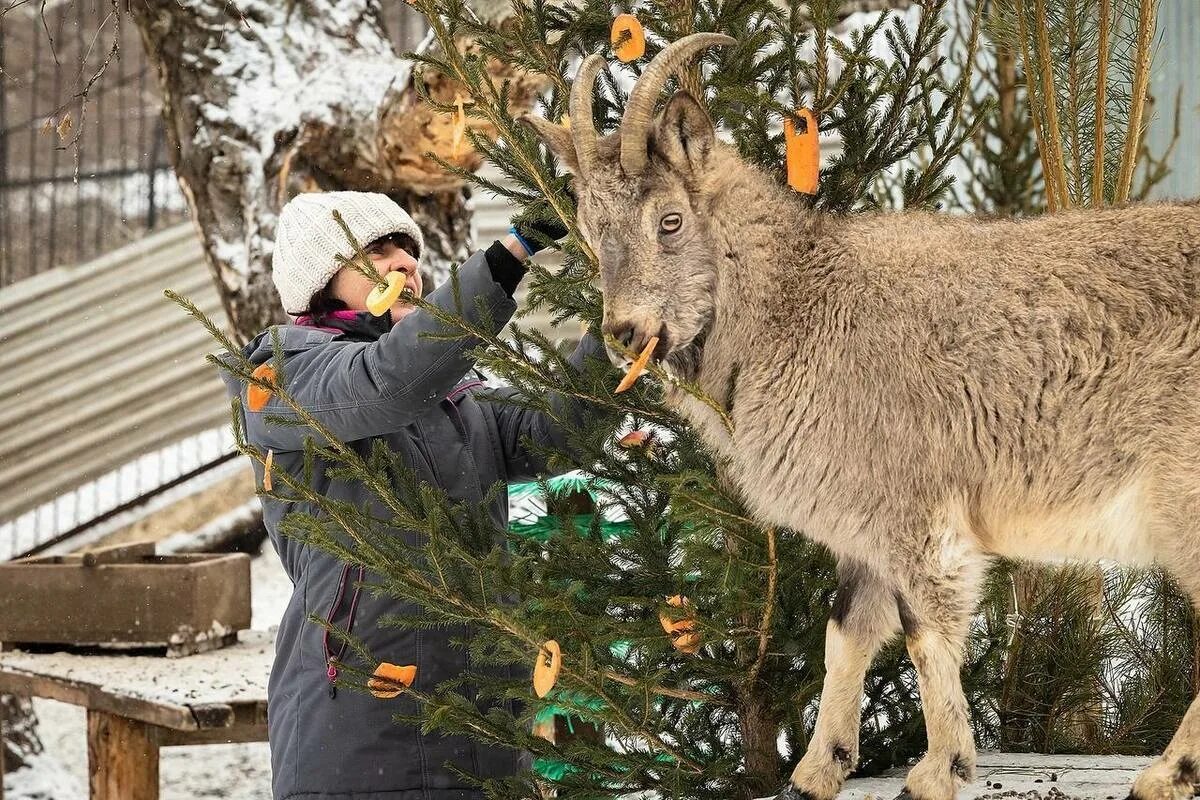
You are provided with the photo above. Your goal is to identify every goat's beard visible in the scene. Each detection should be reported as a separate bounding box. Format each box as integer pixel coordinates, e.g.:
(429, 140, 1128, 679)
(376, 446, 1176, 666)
(664, 310, 714, 383)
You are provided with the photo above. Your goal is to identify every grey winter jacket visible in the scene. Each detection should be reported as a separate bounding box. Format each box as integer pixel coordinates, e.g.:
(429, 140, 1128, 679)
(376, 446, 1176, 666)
(220, 248, 607, 800)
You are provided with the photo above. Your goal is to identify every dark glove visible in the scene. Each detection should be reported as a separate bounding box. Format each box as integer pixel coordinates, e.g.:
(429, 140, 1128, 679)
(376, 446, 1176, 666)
(510, 190, 573, 255)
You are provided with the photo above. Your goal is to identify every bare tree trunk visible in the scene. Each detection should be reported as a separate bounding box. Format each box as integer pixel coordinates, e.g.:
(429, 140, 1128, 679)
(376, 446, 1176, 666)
(127, 0, 542, 342)
(737, 689, 783, 800)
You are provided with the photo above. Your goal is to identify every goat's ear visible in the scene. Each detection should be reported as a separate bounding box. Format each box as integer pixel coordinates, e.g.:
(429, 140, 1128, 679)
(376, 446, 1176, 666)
(654, 91, 715, 175)
(517, 114, 579, 174)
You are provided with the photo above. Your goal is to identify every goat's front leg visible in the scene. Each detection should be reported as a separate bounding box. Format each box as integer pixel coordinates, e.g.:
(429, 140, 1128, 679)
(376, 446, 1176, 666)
(894, 544, 987, 800)
(777, 560, 901, 800)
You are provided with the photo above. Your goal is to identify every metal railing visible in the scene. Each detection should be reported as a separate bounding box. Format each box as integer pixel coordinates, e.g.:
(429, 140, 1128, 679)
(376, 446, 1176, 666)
(0, 426, 238, 561)
(0, 0, 186, 287)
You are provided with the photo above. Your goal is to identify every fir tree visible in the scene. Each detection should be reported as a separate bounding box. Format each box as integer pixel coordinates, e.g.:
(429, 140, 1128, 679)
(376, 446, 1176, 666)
(171, 0, 1195, 797)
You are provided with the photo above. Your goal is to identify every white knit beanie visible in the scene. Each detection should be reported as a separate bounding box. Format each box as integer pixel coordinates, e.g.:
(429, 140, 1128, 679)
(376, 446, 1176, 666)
(272, 191, 425, 315)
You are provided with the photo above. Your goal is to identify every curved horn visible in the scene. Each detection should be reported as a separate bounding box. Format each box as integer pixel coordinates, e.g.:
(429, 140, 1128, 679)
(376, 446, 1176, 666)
(570, 55, 606, 178)
(619, 33, 735, 177)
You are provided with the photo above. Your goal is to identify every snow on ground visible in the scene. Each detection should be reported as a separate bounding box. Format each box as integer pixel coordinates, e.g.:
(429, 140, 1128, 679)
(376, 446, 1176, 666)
(3, 545, 290, 800)
(840, 753, 1155, 800)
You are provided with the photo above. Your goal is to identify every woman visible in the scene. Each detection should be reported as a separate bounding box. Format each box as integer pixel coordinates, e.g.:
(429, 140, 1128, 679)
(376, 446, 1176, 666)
(221, 190, 605, 800)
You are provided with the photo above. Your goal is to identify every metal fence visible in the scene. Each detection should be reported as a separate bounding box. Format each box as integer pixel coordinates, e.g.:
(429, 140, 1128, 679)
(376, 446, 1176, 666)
(0, 1, 427, 288)
(0, 0, 186, 287)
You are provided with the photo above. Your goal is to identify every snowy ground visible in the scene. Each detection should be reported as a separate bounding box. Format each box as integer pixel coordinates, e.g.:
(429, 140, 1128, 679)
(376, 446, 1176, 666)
(2, 547, 1160, 800)
(839, 752, 1155, 800)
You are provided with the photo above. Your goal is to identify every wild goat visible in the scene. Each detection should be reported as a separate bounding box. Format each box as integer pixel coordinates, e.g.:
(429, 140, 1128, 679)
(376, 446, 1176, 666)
(522, 33, 1200, 800)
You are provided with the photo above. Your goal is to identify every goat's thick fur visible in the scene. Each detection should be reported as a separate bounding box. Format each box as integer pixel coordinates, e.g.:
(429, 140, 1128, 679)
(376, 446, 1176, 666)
(524, 34, 1200, 800)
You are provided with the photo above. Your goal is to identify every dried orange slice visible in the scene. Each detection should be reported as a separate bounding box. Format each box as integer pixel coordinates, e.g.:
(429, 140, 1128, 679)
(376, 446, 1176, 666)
(614, 335, 658, 394)
(672, 630, 702, 655)
(368, 662, 417, 699)
(247, 363, 276, 412)
(784, 108, 819, 194)
(450, 93, 467, 158)
(658, 595, 693, 634)
(618, 430, 652, 449)
(659, 596, 702, 655)
(366, 271, 406, 317)
(263, 449, 274, 492)
(533, 640, 561, 698)
(611, 14, 645, 62)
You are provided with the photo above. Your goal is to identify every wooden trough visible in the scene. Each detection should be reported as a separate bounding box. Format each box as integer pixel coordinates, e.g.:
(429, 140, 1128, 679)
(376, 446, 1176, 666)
(0, 540, 251, 657)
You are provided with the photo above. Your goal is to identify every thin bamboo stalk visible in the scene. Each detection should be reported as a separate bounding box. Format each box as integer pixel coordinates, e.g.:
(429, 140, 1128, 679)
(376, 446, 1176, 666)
(1067, 0, 1083, 202)
(1115, 0, 1158, 202)
(1034, 0, 1073, 207)
(1015, 0, 1059, 211)
(1092, 0, 1110, 206)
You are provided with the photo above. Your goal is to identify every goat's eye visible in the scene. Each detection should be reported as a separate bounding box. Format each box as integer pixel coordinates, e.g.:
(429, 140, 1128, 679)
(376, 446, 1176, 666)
(659, 213, 683, 234)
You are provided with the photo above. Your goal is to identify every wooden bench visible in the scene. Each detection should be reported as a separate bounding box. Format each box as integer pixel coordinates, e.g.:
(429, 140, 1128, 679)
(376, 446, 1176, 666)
(0, 629, 272, 800)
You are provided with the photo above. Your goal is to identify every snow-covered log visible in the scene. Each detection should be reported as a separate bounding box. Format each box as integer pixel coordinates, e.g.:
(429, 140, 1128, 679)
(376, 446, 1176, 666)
(128, 0, 544, 341)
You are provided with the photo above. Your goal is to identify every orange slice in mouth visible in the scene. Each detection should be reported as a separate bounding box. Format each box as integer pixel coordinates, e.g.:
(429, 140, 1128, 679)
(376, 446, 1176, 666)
(533, 640, 561, 698)
(368, 662, 417, 699)
(614, 335, 659, 394)
(366, 271, 407, 317)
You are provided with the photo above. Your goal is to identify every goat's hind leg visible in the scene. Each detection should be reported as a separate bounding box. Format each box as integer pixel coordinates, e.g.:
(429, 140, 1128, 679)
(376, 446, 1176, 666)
(777, 560, 901, 800)
(894, 547, 986, 800)
(1129, 564, 1200, 800)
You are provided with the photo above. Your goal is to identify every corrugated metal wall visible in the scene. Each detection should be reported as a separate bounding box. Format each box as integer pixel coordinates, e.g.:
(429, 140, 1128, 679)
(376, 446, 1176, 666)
(0, 224, 229, 523)
(1146, 0, 1200, 200)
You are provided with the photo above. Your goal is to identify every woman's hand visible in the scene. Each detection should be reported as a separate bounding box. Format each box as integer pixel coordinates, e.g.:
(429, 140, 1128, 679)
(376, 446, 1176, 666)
(507, 196, 572, 258)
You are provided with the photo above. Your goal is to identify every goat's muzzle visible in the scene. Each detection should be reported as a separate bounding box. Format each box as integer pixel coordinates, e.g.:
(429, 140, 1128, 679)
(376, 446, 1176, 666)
(603, 315, 671, 369)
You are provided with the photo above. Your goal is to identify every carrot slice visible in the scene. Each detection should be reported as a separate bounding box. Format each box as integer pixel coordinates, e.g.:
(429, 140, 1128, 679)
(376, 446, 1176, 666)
(614, 335, 658, 394)
(611, 14, 646, 62)
(366, 271, 406, 317)
(533, 640, 561, 699)
(247, 363, 276, 412)
(263, 449, 274, 492)
(784, 109, 819, 194)
(368, 662, 417, 699)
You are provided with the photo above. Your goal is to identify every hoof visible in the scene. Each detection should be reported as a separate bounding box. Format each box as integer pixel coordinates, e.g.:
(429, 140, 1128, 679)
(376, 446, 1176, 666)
(893, 790, 915, 800)
(774, 785, 818, 800)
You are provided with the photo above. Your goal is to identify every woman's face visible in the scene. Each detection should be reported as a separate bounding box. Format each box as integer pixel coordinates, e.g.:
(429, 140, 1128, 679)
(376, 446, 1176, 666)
(328, 235, 423, 324)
